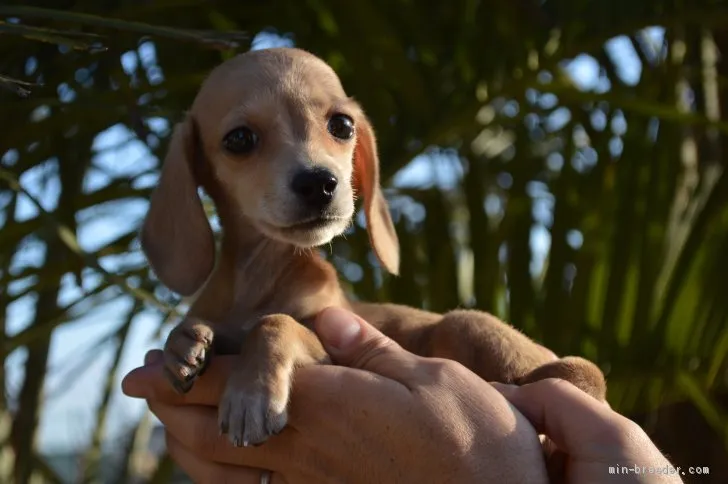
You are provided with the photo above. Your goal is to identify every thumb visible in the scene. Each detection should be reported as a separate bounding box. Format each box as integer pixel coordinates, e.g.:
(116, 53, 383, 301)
(314, 307, 422, 382)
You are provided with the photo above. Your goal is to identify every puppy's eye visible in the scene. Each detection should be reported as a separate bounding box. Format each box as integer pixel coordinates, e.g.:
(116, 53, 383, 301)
(328, 114, 355, 140)
(222, 127, 258, 155)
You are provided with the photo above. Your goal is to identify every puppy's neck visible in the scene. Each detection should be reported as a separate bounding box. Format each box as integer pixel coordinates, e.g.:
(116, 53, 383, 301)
(207, 216, 348, 327)
(228, 229, 303, 301)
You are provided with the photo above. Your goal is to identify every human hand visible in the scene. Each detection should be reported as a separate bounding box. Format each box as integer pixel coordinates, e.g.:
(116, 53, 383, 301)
(492, 379, 684, 483)
(122, 307, 550, 484)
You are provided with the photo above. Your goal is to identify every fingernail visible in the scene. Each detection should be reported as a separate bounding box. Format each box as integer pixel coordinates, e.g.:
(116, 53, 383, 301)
(145, 350, 164, 366)
(317, 307, 362, 350)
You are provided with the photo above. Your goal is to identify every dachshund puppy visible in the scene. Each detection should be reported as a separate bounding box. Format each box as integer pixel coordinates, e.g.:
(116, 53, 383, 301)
(140, 47, 606, 447)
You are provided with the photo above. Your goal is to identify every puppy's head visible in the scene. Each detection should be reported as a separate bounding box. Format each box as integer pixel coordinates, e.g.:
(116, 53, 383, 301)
(141, 48, 399, 296)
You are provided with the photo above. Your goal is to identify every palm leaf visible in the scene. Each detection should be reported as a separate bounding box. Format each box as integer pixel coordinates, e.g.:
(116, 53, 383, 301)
(0, 6, 248, 49)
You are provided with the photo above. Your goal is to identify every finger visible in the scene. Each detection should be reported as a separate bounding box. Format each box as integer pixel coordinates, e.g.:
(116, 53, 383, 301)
(121, 355, 235, 406)
(145, 349, 164, 365)
(166, 433, 275, 484)
(313, 307, 424, 384)
(491, 379, 638, 458)
(149, 401, 287, 470)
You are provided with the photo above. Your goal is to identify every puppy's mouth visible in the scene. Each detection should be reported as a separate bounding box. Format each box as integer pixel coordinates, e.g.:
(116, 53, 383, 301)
(258, 211, 353, 248)
(277, 216, 346, 233)
(259, 215, 350, 242)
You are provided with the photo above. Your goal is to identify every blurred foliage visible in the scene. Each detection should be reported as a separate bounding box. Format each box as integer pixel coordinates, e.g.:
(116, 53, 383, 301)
(1, 0, 728, 482)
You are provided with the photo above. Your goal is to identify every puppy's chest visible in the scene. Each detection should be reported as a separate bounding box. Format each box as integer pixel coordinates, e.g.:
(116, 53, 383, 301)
(212, 292, 343, 352)
(219, 302, 316, 331)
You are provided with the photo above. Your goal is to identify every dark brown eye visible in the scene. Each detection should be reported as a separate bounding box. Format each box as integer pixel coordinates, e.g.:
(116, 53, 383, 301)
(328, 114, 354, 140)
(223, 127, 258, 154)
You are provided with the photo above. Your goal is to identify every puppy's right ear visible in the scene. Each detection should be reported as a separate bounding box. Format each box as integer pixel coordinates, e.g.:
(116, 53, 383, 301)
(140, 117, 215, 296)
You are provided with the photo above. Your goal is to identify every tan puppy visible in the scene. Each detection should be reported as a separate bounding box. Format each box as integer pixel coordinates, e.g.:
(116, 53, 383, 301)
(140, 47, 606, 448)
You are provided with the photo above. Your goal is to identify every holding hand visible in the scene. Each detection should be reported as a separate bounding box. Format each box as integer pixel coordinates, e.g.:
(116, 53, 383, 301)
(123, 307, 548, 483)
(122, 307, 681, 483)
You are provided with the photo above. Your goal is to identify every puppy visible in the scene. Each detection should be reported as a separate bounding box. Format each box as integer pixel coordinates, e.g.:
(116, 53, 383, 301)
(140, 47, 606, 447)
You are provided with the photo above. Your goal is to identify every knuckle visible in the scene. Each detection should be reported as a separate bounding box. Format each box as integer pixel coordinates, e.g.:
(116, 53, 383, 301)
(601, 417, 648, 448)
(422, 358, 464, 382)
(349, 336, 398, 369)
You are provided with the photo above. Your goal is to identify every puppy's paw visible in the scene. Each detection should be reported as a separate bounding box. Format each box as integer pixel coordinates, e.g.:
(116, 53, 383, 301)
(218, 370, 290, 447)
(163, 318, 214, 394)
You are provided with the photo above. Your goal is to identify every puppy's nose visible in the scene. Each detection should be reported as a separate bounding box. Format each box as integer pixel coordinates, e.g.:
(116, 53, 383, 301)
(291, 168, 338, 209)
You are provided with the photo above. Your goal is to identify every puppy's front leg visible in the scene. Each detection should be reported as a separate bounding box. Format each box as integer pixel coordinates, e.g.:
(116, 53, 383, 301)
(219, 314, 330, 447)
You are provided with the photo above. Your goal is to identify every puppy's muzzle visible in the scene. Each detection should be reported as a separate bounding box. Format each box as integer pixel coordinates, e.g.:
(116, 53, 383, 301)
(290, 167, 338, 211)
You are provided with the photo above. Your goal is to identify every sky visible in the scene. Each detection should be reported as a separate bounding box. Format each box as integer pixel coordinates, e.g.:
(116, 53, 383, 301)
(2, 25, 664, 453)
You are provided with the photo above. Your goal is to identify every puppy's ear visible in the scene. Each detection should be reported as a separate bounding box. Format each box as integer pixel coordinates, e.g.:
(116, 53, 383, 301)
(140, 117, 215, 296)
(353, 117, 400, 275)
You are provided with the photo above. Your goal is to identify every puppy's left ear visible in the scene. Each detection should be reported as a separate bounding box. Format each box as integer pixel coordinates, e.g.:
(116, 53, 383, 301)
(353, 117, 400, 275)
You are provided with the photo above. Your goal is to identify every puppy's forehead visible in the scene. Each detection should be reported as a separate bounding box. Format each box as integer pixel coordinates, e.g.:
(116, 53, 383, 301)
(191, 48, 349, 120)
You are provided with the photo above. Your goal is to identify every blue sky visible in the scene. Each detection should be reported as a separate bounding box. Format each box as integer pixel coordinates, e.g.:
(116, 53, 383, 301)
(2, 26, 664, 452)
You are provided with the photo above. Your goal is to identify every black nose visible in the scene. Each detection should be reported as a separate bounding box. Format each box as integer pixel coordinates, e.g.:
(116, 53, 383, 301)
(290, 168, 338, 209)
